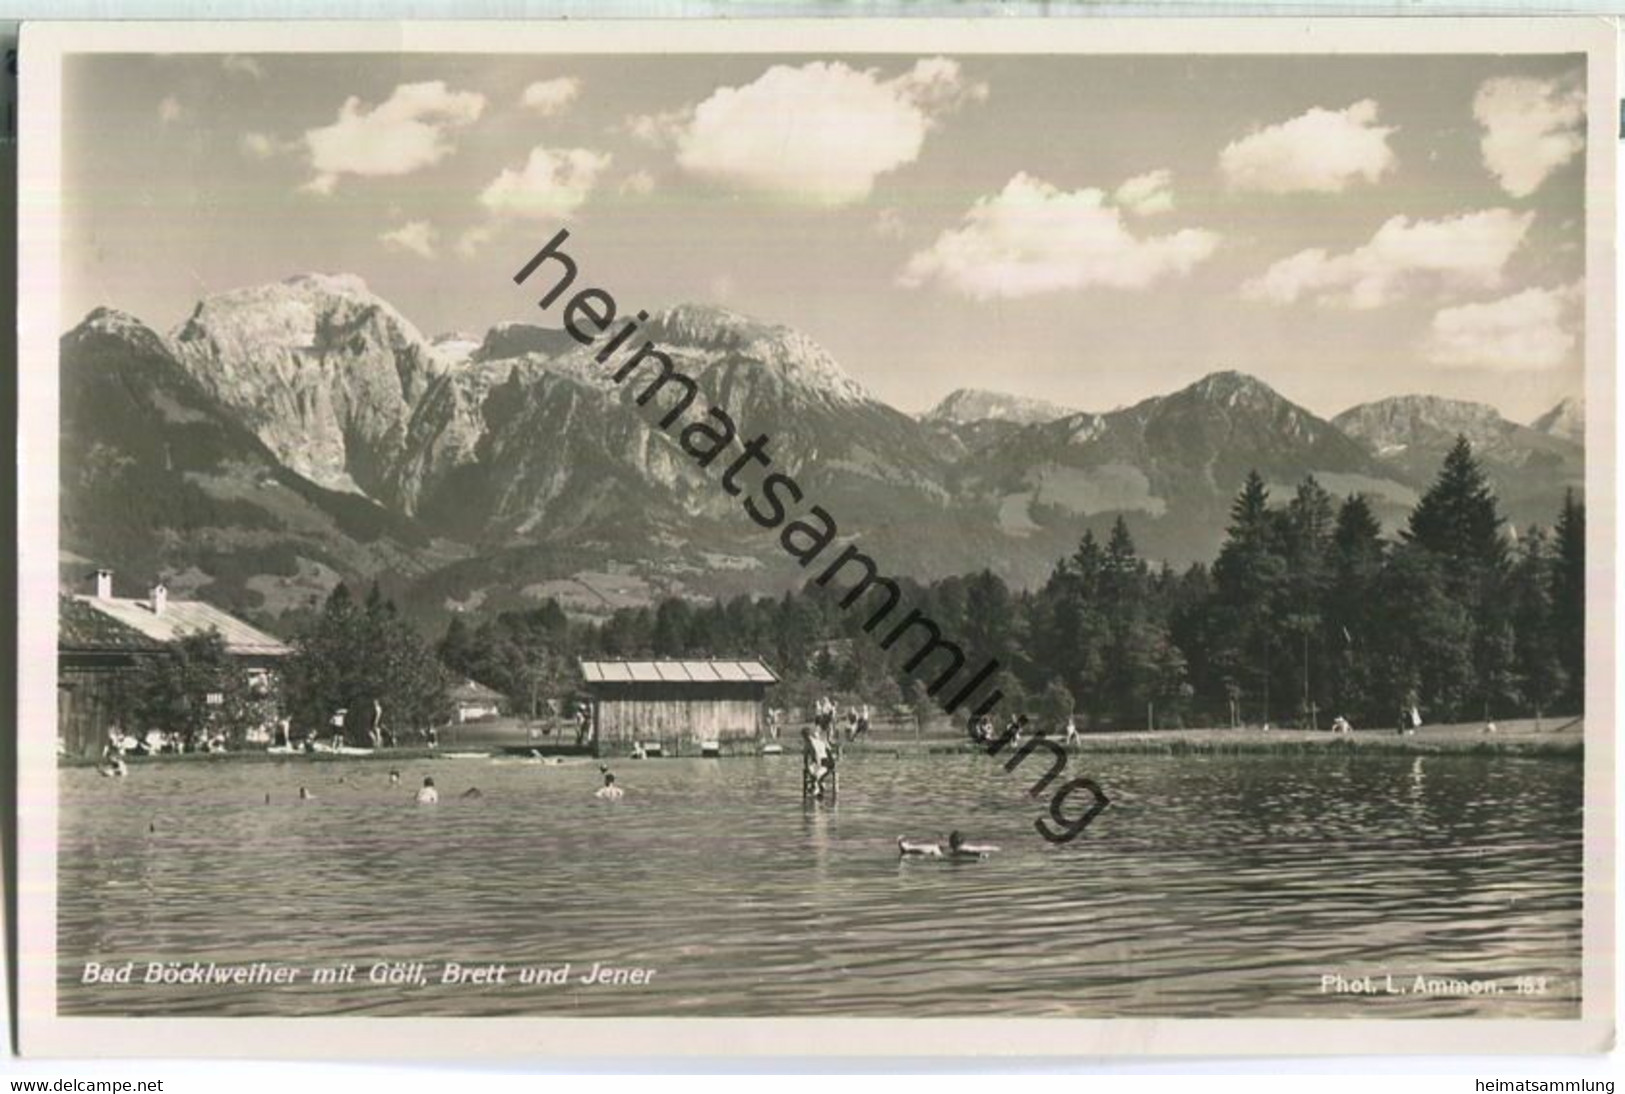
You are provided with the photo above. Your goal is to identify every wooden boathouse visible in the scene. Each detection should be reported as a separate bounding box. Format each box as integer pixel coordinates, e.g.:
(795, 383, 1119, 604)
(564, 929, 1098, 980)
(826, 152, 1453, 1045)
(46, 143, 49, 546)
(578, 659, 778, 752)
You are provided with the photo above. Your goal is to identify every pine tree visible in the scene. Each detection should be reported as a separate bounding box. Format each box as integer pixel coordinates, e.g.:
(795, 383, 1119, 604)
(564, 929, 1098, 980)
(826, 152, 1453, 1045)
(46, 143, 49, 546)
(1281, 476, 1335, 726)
(437, 615, 475, 676)
(1550, 490, 1585, 710)
(285, 583, 449, 740)
(963, 569, 1020, 672)
(1212, 471, 1287, 724)
(1405, 436, 1507, 575)
(1032, 533, 1109, 724)
(1507, 526, 1565, 720)
(1376, 545, 1475, 723)
(1325, 494, 1386, 724)
(1404, 438, 1515, 719)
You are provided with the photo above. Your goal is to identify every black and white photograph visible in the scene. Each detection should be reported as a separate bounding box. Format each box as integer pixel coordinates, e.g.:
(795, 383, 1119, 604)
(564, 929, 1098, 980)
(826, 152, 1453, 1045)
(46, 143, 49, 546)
(15, 18, 1616, 1057)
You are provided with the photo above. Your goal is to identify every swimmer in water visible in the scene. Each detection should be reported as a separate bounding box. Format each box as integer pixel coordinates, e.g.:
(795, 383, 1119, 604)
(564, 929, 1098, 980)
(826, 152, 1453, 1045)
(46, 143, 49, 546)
(298, 786, 314, 801)
(898, 836, 943, 858)
(595, 772, 624, 800)
(461, 787, 483, 799)
(416, 777, 439, 805)
(98, 756, 128, 778)
(389, 770, 401, 786)
(947, 830, 999, 859)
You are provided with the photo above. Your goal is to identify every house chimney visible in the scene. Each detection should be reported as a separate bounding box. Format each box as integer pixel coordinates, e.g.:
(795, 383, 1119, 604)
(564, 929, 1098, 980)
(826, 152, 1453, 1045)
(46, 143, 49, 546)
(151, 583, 168, 615)
(94, 569, 113, 601)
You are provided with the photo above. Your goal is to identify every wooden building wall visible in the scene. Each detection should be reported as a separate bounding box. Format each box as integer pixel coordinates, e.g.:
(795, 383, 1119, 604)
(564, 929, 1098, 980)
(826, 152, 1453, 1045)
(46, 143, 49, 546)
(589, 683, 768, 743)
(58, 658, 140, 758)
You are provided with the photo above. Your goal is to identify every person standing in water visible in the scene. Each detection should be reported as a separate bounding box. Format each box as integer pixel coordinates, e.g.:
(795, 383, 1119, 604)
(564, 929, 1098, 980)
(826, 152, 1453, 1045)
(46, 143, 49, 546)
(595, 772, 624, 800)
(416, 777, 439, 804)
(801, 722, 836, 801)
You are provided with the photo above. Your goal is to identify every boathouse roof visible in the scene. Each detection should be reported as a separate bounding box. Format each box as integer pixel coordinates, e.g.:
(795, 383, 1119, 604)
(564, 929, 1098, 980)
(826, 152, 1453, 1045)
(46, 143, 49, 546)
(578, 659, 779, 685)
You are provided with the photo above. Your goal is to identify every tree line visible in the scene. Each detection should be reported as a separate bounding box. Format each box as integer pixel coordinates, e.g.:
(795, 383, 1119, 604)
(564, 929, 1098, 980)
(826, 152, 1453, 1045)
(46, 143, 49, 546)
(117, 436, 1585, 741)
(433, 436, 1584, 732)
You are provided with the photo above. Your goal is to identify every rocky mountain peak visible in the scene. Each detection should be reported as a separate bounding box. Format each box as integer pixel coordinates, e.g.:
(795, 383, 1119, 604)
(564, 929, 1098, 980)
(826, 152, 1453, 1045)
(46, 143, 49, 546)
(1531, 396, 1584, 443)
(1178, 370, 1282, 408)
(474, 322, 579, 363)
(69, 307, 171, 356)
(165, 273, 444, 501)
(921, 388, 1079, 426)
(640, 304, 873, 405)
(280, 272, 373, 297)
(1333, 395, 1510, 455)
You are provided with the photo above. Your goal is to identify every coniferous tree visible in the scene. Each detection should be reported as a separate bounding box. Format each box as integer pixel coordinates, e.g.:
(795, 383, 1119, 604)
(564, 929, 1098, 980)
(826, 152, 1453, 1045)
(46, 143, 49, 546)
(1212, 471, 1287, 725)
(1405, 436, 1508, 580)
(285, 581, 449, 739)
(1325, 494, 1385, 724)
(1032, 532, 1110, 726)
(1281, 476, 1335, 725)
(1506, 526, 1566, 720)
(1551, 490, 1586, 709)
(1376, 545, 1475, 723)
(437, 615, 476, 677)
(1403, 437, 1514, 717)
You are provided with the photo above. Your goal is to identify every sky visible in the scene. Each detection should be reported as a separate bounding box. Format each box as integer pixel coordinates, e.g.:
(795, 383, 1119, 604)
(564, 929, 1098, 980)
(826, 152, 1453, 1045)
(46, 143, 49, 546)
(64, 51, 1589, 422)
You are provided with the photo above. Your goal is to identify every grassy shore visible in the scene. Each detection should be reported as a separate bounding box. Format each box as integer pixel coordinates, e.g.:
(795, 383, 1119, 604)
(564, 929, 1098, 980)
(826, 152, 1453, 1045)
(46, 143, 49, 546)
(62, 716, 1583, 767)
(897, 716, 1583, 760)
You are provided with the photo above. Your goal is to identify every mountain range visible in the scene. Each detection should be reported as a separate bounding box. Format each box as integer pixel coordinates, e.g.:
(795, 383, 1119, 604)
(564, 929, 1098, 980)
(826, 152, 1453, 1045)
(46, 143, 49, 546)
(59, 274, 1584, 630)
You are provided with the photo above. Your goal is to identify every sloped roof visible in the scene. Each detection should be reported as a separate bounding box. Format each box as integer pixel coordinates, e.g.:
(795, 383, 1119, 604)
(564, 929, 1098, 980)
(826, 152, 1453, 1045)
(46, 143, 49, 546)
(71, 594, 291, 656)
(450, 678, 505, 703)
(59, 595, 166, 654)
(579, 659, 778, 685)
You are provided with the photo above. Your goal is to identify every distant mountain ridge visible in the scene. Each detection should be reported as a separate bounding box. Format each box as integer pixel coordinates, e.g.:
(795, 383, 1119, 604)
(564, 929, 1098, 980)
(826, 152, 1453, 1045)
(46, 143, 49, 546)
(59, 277, 1586, 628)
(922, 388, 1079, 426)
(1333, 393, 1584, 528)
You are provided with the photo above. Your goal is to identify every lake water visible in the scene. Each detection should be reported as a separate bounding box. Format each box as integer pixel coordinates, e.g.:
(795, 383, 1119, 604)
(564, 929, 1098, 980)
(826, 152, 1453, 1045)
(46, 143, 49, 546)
(58, 749, 1583, 1017)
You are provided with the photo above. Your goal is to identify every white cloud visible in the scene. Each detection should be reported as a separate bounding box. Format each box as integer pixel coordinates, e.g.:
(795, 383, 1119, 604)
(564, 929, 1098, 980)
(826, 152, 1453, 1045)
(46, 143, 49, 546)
(624, 108, 690, 148)
(619, 170, 656, 197)
(158, 96, 184, 124)
(1474, 76, 1585, 198)
(520, 77, 582, 116)
(1219, 100, 1396, 194)
(899, 173, 1220, 300)
(479, 145, 612, 220)
(1426, 283, 1582, 371)
(1242, 208, 1534, 308)
(379, 220, 439, 259)
(455, 225, 493, 258)
(222, 55, 265, 79)
(302, 81, 485, 194)
(1114, 169, 1175, 216)
(239, 131, 293, 160)
(671, 58, 986, 207)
